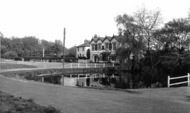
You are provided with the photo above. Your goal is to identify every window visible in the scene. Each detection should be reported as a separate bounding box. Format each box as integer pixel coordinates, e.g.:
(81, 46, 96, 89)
(109, 43, 112, 50)
(95, 44, 97, 51)
(92, 44, 95, 51)
(82, 47, 85, 51)
(105, 43, 109, 49)
(112, 42, 116, 50)
(77, 47, 79, 51)
(98, 43, 101, 50)
(102, 46, 104, 50)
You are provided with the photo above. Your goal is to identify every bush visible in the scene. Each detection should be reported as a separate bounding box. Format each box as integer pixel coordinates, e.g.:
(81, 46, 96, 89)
(3, 51, 18, 59)
(43, 106, 61, 113)
(151, 82, 163, 88)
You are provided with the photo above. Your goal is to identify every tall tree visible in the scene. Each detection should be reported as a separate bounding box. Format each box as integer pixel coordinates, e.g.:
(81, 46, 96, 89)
(154, 18, 190, 51)
(11, 37, 24, 57)
(22, 36, 41, 57)
(116, 8, 162, 54)
(134, 8, 162, 52)
(49, 40, 63, 57)
(116, 8, 162, 88)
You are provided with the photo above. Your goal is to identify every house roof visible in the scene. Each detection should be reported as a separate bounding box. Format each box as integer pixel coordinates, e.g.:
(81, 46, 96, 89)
(90, 35, 119, 43)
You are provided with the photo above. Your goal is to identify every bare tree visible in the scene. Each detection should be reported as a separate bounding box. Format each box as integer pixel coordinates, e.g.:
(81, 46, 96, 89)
(134, 8, 162, 52)
(116, 14, 145, 62)
(116, 8, 162, 60)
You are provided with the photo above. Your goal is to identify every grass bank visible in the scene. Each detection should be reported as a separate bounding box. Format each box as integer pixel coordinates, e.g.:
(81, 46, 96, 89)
(0, 90, 61, 113)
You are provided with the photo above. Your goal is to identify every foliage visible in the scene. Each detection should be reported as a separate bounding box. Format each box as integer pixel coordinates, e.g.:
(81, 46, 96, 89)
(115, 8, 161, 63)
(0, 91, 61, 113)
(3, 51, 18, 58)
(66, 46, 76, 57)
(115, 8, 190, 88)
(49, 40, 63, 56)
(101, 51, 110, 61)
(154, 18, 190, 51)
(116, 8, 162, 52)
(134, 8, 162, 51)
(0, 36, 69, 59)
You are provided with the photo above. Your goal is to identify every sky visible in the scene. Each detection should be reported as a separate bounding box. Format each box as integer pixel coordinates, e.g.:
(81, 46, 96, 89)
(0, 0, 190, 48)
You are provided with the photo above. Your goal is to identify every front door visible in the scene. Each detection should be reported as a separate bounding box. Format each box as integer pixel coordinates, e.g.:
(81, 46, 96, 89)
(94, 55, 98, 62)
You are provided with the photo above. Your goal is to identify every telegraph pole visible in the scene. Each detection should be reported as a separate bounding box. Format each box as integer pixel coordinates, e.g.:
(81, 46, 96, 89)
(62, 28, 66, 85)
(0, 32, 3, 63)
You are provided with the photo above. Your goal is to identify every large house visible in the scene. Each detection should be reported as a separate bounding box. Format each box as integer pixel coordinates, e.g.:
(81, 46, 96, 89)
(76, 40, 90, 59)
(90, 35, 120, 62)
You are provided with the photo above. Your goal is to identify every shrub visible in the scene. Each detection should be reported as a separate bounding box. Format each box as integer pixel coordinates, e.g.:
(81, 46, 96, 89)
(43, 106, 61, 113)
(3, 51, 18, 59)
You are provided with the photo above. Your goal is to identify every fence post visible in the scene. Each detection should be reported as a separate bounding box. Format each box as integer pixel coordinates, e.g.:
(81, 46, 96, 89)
(95, 63, 97, 68)
(168, 76, 170, 88)
(86, 63, 88, 68)
(188, 73, 190, 86)
(78, 63, 80, 68)
(41, 77, 44, 83)
(70, 63, 73, 68)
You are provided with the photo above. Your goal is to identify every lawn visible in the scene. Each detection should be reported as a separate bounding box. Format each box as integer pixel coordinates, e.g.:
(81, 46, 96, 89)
(0, 63, 36, 70)
(0, 75, 190, 113)
(1, 61, 190, 113)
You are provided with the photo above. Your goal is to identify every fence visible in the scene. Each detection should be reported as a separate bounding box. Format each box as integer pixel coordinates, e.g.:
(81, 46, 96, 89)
(64, 63, 115, 69)
(168, 73, 190, 87)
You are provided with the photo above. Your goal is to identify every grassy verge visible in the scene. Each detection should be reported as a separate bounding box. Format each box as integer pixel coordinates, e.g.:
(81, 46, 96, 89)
(0, 63, 36, 70)
(0, 90, 61, 113)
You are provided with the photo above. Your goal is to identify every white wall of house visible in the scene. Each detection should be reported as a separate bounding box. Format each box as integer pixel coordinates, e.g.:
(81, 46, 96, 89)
(76, 46, 90, 58)
(110, 38, 119, 54)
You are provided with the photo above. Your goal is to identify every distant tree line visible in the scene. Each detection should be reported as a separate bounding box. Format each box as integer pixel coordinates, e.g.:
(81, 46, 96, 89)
(0, 36, 76, 59)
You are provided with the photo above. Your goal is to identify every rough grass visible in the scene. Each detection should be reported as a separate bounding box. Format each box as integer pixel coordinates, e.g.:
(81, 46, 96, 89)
(0, 91, 61, 113)
(0, 63, 36, 70)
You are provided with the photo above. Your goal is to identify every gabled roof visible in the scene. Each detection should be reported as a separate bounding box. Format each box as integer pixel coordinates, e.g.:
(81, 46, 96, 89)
(90, 37, 104, 43)
(90, 35, 119, 43)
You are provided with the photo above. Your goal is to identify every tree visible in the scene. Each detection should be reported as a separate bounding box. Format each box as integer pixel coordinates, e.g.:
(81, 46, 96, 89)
(11, 38, 24, 57)
(116, 8, 162, 57)
(22, 36, 41, 57)
(116, 13, 146, 63)
(66, 46, 76, 57)
(135, 8, 162, 52)
(49, 40, 63, 57)
(154, 18, 190, 51)
(3, 51, 18, 59)
(115, 8, 162, 88)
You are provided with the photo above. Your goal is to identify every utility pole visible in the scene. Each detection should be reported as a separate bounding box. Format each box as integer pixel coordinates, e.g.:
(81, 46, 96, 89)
(0, 32, 3, 63)
(42, 48, 45, 58)
(0, 35, 1, 63)
(62, 28, 66, 86)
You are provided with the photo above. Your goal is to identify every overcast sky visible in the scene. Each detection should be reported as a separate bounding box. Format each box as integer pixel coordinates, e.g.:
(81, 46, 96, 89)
(0, 0, 190, 48)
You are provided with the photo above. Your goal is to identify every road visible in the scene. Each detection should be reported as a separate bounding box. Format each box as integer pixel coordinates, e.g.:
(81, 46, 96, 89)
(0, 74, 190, 113)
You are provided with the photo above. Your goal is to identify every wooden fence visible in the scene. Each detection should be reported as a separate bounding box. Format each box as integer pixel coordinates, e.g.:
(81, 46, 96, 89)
(64, 63, 114, 69)
(168, 73, 190, 87)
